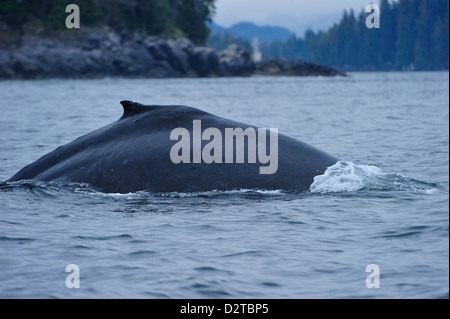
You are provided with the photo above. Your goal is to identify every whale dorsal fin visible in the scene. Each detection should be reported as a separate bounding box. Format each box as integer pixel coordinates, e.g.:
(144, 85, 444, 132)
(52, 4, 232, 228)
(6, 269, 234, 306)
(120, 100, 159, 119)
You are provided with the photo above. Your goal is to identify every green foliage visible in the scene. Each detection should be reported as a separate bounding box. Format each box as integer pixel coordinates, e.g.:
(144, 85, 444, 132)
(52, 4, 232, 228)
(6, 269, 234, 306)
(0, 0, 104, 32)
(98, 0, 175, 36)
(0, 0, 215, 45)
(308, 0, 448, 70)
(395, 0, 420, 68)
(206, 0, 448, 71)
(207, 32, 251, 52)
(263, 36, 310, 61)
(173, 0, 215, 45)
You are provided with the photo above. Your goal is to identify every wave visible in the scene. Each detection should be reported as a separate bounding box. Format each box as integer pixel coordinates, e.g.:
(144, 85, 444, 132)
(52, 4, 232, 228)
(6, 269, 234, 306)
(0, 180, 286, 200)
(309, 161, 438, 194)
(150, 189, 285, 198)
(82, 188, 286, 200)
(1, 162, 438, 197)
(0, 180, 59, 198)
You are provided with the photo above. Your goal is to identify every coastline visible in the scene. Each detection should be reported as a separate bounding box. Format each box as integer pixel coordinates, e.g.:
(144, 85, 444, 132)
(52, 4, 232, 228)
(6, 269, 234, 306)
(0, 28, 345, 80)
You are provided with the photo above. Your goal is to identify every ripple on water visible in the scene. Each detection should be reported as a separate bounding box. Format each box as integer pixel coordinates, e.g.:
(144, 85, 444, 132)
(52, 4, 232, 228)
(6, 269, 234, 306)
(0, 236, 35, 243)
(0, 73, 448, 299)
(73, 234, 134, 241)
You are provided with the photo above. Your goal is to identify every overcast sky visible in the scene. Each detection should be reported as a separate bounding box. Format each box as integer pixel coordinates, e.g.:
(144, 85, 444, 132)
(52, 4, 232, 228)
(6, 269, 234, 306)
(214, 0, 374, 35)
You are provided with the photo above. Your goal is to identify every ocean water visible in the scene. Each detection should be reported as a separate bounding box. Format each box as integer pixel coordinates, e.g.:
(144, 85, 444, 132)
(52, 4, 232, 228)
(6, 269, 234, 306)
(0, 72, 448, 298)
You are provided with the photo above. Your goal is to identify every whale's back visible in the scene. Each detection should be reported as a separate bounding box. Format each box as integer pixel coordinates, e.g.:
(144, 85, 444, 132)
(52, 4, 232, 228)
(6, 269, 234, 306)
(8, 101, 338, 193)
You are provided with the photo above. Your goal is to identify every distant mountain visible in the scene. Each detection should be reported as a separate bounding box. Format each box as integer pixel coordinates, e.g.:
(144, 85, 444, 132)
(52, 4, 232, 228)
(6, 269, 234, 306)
(208, 22, 294, 43)
(292, 13, 342, 37)
(207, 22, 227, 35)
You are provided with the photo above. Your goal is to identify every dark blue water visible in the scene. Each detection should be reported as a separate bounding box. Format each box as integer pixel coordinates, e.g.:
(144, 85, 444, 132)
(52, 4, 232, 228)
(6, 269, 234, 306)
(0, 72, 448, 298)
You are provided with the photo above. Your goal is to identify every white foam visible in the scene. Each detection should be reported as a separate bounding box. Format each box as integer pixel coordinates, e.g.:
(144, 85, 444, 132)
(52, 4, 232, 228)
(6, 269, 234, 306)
(309, 161, 383, 193)
(309, 161, 438, 194)
(422, 188, 439, 194)
(153, 188, 285, 198)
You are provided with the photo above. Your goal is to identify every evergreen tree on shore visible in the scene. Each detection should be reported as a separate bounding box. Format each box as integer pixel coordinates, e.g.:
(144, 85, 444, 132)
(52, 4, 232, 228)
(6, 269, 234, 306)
(207, 0, 448, 71)
(0, 0, 216, 45)
(306, 0, 448, 70)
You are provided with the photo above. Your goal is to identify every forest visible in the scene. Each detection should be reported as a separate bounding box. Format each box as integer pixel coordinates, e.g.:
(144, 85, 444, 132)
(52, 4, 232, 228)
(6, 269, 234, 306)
(0, 0, 447, 70)
(208, 0, 449, 71)
(0, 0, 215, 45)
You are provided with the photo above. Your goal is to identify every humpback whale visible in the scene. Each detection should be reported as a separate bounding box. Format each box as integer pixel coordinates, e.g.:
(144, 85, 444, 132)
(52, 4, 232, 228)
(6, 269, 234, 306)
(7, 101, 339, 193)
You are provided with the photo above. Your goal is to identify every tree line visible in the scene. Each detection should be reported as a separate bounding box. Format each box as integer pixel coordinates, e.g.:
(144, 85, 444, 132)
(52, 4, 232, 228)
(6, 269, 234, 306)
(1, 0, 447, 70)
(0, 0, 215, 45)
(208, 0, 449, 71)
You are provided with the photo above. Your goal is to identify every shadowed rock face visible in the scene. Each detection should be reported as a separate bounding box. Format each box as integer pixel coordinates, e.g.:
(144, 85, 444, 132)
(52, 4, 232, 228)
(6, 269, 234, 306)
(7, 101, 339, 194)
(218, 44, 255, 76)
(256, 57, 347, 77)
(0, 29, 344, 79)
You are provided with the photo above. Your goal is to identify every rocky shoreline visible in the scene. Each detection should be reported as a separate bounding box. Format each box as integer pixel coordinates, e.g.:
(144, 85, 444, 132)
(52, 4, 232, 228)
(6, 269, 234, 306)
(0, 28, 345, 79)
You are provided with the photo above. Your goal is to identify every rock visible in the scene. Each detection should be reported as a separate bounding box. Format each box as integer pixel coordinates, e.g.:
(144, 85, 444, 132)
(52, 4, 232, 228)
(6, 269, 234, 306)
(11, 54, 43, 78)
(157, 38, 193, 76)
(0, 29, 344, 79)
(146, 42, 167, 61)
(256, 56, 346, 77)
(82, 28, 120, 51)
(188, 46, 220, 77)
(0, 51, 14, 78)
(219, 44, 255, 76)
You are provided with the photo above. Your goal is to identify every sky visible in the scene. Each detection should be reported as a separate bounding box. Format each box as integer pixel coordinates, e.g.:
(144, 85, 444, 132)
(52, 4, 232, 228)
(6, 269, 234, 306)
(214, 0, 375, 35)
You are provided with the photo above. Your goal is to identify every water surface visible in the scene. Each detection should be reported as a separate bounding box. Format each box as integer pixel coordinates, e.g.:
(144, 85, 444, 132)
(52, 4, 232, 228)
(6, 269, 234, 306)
(0, 72, 448, 298)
